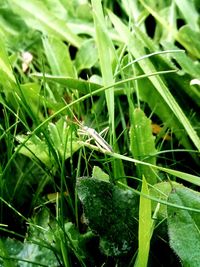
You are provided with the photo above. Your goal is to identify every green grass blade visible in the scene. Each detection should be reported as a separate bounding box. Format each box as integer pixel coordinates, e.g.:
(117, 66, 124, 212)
(135, 176, 152, 267)
(91, 0, 115, 131)
(42, 36, 76, 77)
(7, 0, 82, 48)
(129, 108, 157, 184)
(31, 73, 101, 94)
(0, 38, 16, 86)
(91, 0, 126, 180)
(111, 152, 200, 186)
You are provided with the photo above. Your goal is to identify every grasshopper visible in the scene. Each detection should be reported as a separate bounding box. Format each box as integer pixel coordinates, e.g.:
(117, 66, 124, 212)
(78, 125, 113, 152)
(67, 109, 113, 153)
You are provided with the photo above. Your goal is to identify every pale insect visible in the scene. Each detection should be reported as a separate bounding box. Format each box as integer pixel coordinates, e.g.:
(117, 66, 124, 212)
(67, 110, 113, 153)
(78, 125, 113, 152)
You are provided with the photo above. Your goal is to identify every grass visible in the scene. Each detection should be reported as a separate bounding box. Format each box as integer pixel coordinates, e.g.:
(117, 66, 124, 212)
(0, 0, 200, 266)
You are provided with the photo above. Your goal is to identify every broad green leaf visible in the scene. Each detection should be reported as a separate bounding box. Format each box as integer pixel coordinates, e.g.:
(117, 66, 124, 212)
(40, 0, 68, 21)
(0, 207, 88, 266)
(64, 222, 94, 261)
(19, 208, 57, 266)
(31, 73, 101, 94)
(43, 36, 76, 77)
(0, 0, 27, 38)
(0, 37, 16, 88)
(76, 3, 93, 21)
(77, 177, 138, 256)
(92, 166, 110, 182)
(150, 181, 184, 220)
(135, 176, 153, 267)
(17, 83, 64, 114)
(28, 208, 55, 242)
(16, 134, 54, 168)
(17, 242, 57, 267)
(16, 119, 80, 168)
(66, 20, 121, 42)
(31, 70, 176, 107)
(48, 118, 81, 159)
(7, 0, 82, 48)
(0, 238, 23, 267)
(75, 39, 98, 73)
(168, 187, 200, 267)
(177, 26, 200, 59)
(20, 83, 43, 119)
(0, 212, 57, 267)
(129, 108, 157, 184)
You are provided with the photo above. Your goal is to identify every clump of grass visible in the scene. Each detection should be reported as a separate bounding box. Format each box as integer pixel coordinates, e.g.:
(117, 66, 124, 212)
(0, 0, 199, 266)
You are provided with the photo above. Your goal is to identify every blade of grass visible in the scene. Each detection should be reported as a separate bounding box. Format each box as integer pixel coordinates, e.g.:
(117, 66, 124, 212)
(91, 1, 125, 182)
(118, 181, 200, 214)
(0, 38, 16, 86)
(31, 74, 101, 94)
(112, 152, 200, 186)
(7, 0, 82, 48)
(74, 139, 200, 186)
(91, 0, 115, 134)
(0, 197, 28, 222)
(135, 176, 153, 267)
(129, 108, 157, 184)
(42, 36, 76, 77)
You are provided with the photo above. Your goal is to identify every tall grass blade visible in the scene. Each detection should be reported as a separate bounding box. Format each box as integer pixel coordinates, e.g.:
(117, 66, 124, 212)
(91, 0, 115, 132)
(7, 0, 82, 48)
(129, 108, 157, 184)
(135, 176, 153, 267)
(91, 0, 125, 179)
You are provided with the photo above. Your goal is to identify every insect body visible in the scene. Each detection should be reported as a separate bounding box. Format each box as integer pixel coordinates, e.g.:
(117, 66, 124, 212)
(78, 126, 113, 152)
(66, 107, 113, 153)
